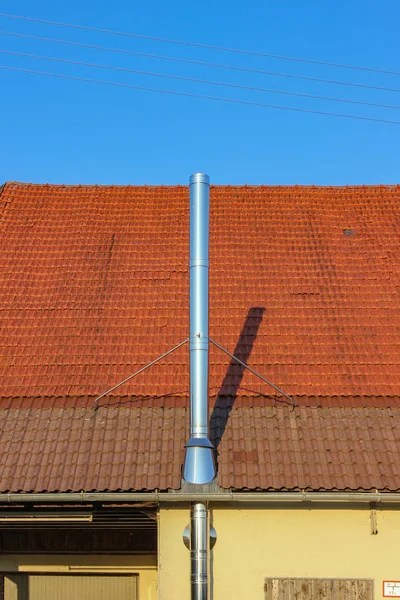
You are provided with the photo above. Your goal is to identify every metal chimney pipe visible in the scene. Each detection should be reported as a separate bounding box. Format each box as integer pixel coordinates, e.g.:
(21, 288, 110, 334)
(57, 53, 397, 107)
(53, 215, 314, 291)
(183, 173, 216, 485)
(182, 174, 216, 600)
(190, 502, 208, 600)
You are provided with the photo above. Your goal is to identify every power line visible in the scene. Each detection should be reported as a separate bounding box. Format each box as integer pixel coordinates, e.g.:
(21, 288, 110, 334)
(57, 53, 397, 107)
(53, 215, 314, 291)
(2, 64, 400, 125)
(2, 30, 400, 95)
(3, 49, 399, 111)
(0, 12, 398, 76)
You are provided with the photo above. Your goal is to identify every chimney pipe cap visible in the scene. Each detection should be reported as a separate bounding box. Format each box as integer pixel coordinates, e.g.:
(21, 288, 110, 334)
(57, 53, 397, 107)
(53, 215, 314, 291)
(189, 173, 210, 185)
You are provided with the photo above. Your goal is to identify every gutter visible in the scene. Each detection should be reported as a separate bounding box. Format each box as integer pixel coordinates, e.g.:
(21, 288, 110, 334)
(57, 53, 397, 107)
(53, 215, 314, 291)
(0, 492, 400, 504)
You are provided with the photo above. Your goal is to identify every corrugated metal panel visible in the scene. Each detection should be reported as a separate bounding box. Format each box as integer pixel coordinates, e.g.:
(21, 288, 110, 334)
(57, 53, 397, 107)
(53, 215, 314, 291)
(4, 574, 28, 600)
(264, 578, 374, 600)
(29, 575, 137, 600)
(0, 528, 157, 554)
(5, 575, 137, 600)
(0, 508, 157, 529)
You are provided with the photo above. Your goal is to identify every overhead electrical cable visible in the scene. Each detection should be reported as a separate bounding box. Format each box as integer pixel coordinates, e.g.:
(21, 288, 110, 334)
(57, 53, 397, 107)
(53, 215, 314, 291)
(2, 49, 399, 110)
(0, 12, 398, 75)
(2, 31, 399, 95)
(1, 65, 400, 125)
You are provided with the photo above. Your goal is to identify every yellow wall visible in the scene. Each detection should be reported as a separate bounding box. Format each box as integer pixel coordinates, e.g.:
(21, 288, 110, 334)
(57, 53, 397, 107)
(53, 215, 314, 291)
(159, 503, 400, 600)
(0, 554, 157, 600)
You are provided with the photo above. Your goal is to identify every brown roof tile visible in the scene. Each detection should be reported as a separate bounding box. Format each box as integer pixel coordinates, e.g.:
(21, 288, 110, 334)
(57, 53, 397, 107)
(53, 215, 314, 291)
(0, 400, 399, 492)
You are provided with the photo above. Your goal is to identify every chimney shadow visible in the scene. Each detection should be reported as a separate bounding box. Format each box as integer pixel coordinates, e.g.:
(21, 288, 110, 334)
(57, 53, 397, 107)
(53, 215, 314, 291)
(210, 306, 265, 454)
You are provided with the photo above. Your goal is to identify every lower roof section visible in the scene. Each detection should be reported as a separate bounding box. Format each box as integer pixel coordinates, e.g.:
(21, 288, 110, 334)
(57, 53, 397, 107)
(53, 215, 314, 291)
(0, 397, 399, 493)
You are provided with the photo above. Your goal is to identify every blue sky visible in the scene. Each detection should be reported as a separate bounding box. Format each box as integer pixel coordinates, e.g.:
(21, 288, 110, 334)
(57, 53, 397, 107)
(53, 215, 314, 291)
(0, 0, 399, 185)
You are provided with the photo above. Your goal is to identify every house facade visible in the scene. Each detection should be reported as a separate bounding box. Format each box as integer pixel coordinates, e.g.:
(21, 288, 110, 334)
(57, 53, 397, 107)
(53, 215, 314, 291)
(0, 181, 399, 599)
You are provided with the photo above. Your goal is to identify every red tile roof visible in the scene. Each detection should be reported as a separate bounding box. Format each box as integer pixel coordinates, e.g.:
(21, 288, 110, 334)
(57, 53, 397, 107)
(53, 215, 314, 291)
(0, 182, 399, 492)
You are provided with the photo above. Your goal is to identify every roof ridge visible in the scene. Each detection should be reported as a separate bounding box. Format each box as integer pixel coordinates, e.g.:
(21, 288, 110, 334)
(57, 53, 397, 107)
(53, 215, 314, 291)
(3, 181, 400, 190)
(0, 181, 14, 224)
(3, 181, 188, 189)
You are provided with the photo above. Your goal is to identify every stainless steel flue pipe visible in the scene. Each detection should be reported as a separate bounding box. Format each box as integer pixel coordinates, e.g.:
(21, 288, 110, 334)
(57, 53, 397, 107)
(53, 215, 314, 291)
(182, 173, 216, 600)
(190, 502, 208, 600)
(183, 173, 216, 485)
